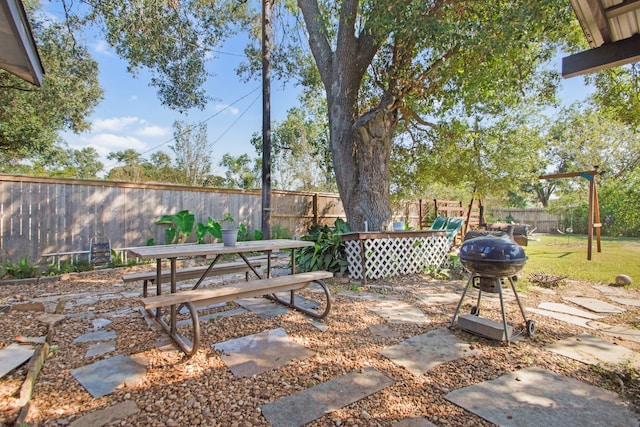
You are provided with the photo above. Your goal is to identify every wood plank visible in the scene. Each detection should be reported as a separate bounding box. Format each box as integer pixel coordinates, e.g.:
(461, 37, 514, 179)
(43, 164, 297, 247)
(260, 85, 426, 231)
(139, 271, 333, 309)
(122, 259, 263, 282)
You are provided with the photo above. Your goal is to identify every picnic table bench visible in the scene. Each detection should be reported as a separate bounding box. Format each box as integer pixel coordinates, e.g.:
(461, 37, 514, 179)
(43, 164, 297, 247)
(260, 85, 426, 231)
(122, 258, 267, 297)
(139, 270, 333, 357)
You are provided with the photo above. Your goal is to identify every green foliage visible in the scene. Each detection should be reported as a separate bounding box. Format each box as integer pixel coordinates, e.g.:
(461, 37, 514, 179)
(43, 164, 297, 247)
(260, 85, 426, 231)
(0, 256, 38, 279)
(296, 219, 350, 274)
(271, 224, 292, 239)
(170, 121, 213, 186)
(196, 217, 220, 243)
(218, 154, 260, 189)
(156, 210, 195, 244)
(0, 3, 103, 165)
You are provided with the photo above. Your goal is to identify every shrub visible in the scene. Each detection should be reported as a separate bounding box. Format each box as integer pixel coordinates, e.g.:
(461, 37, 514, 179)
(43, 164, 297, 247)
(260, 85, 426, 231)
(296, 219, 350, 274)
(0, 256, 38, 279)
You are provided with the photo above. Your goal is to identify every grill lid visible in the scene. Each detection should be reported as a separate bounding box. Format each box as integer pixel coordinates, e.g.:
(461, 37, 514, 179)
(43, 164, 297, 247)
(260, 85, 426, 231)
(459, 234, 526, 263)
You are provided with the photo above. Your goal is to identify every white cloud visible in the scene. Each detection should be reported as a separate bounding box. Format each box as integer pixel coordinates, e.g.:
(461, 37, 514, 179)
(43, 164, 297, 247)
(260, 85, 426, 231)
(86, 133, 148, 152)
(94, 40, 113, 55)
(135, 126, 171, 138)
(92, 116, 142, 132)
(213, 103, 240, 115)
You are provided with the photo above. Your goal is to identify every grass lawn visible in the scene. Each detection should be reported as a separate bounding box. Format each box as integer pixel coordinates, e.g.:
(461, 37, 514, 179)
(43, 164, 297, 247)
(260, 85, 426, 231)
(521, 234, 640, 286)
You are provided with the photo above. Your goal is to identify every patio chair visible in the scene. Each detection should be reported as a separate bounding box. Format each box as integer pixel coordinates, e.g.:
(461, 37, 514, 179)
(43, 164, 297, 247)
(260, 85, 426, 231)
(429, 216, 449, 230)
(89, 237, 111, 266)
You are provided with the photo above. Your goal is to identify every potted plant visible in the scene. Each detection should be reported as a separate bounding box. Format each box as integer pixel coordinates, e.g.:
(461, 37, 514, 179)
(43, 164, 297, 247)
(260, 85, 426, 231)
(220, 213, 238, 246)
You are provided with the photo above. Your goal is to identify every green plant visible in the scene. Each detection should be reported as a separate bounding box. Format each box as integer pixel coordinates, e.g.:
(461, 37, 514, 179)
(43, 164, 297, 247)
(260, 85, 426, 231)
(271, 224, 292, 239)
(196, 217, 220, 244)
(0, 256, 38, 279)
(220, 213, 236, 230)
(45, 259, 93, 276)
(156, 210, 195, 244)
(296, 219, 350, 274)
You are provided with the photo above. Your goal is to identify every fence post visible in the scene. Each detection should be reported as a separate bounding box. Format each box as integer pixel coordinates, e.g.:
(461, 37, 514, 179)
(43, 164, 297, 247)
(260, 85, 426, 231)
(313, 193, 319, 226)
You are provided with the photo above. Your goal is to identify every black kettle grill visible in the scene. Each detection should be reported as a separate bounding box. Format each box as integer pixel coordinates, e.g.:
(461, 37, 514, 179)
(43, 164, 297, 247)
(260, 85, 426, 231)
(449, 232, 535, 344)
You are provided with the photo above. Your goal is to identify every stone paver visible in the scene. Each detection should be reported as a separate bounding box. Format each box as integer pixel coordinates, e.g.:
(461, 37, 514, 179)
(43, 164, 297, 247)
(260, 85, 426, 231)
(600, 325, 640, 344)
(72, 330, 117, 344)
(607, 297, 640, 307)
(236, 297, 292, 318)
(380, 328, 480, 376)
(92, 318, 112, 330)
(336, 290, 387, 301)
(0, 343, 35, 378)
(392, 418, 437, 427)
(69, 400, 139, 427)
(546, 333, 640, 368)
(71, 354, 147, 399)
(85, 342, 116, 358)
(538, 302, 603, 319)
(368, 300, 429, 324)
(563, 297, 626, 314)
(593, 285, 633, 297)
(526, 307, 611, 330)
(368, 323, 400, 338)
(414, 293, 460, 306)
(213, 328, 314, 378)
(260, 367, 394, 427)
(445, 367, 639, 427)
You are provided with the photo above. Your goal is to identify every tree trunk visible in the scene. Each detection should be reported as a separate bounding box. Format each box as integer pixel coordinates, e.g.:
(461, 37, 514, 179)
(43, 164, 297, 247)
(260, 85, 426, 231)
(329, 93, 398, 232)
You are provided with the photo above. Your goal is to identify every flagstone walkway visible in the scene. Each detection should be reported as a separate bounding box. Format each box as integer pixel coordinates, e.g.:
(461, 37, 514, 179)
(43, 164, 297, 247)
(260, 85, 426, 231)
(1, 273, 639, 426)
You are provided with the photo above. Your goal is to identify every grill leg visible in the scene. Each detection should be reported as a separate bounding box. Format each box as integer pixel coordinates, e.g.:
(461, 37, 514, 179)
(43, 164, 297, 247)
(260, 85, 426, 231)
(497, 279, 510, 345)
(449, 276, 474, 329)
(508, 276, 530, 324)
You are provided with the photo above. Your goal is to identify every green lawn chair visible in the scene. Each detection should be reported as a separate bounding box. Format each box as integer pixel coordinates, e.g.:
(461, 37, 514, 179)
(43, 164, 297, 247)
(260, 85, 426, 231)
(429, 216, 449, 230)
(445, 218, 465, 244)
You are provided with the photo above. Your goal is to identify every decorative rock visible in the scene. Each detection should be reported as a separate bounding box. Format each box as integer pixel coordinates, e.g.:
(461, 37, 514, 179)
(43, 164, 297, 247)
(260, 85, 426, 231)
(615, 274, 632, 285)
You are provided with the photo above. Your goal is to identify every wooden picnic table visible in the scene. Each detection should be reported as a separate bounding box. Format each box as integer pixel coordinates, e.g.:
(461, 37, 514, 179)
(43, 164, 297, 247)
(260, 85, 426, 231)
(127, 239, 327, 356)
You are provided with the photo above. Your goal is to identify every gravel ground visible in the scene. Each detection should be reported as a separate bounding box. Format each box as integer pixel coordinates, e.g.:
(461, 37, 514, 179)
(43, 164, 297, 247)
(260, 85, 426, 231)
(0, 266, 639, 427)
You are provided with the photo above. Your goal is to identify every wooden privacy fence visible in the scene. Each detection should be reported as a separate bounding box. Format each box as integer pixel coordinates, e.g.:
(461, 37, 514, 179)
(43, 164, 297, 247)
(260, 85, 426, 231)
(0, 174, 344, 264)
(1, 174, 562, 265)
(393, 201, 561, 234)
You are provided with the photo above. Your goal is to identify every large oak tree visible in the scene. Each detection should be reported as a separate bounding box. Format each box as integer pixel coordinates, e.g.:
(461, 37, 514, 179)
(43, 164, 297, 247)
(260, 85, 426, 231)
(68, 0, 582, 230)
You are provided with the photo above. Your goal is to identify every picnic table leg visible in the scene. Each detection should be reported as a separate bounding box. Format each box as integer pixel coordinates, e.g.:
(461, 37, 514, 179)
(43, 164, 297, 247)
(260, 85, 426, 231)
(155, 258, 162, 321)
(268, 279, 332, 319)
(170, 258, 177, 335)
(237, 252, 265, 279)
(191, 254, 223, 290)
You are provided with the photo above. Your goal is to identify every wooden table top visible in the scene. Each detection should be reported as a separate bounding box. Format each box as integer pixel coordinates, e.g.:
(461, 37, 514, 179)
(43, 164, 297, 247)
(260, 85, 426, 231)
(127, 239, 314, 260)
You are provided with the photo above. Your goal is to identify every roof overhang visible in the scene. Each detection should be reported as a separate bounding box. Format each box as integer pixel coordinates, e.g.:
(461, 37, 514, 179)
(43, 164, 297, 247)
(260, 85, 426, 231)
(0, 0, 44, 86)
(563, 0, 640, 78)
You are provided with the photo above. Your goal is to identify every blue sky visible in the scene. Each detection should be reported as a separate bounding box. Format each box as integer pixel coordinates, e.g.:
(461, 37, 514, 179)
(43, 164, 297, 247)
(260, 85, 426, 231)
(43, 4, 594, 176)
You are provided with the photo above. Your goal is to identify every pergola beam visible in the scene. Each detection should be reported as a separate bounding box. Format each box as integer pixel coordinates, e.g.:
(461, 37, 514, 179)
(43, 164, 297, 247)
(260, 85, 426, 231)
(562, 34, 640, 78)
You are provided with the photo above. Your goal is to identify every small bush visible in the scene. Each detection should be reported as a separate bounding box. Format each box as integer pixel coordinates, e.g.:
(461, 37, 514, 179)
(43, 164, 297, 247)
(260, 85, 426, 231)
(1, 256, 38, 279)
(296, 219, 350, 274)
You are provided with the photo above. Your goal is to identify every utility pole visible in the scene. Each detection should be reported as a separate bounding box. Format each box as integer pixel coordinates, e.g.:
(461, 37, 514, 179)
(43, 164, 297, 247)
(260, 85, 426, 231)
(261, 0, 272, 239)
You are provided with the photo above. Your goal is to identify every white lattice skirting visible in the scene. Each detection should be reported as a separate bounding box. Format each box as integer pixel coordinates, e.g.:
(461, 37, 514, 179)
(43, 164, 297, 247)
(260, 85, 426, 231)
(343, 234, 450, 280)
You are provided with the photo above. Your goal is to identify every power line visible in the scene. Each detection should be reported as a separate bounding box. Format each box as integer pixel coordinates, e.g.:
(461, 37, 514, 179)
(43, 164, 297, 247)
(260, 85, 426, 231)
(104, 86, 261, 170)
(211, 92, 261, 147)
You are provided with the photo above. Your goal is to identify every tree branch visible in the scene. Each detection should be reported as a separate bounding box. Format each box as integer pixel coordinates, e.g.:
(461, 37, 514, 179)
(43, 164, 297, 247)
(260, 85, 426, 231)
(297, 0, 333, 87)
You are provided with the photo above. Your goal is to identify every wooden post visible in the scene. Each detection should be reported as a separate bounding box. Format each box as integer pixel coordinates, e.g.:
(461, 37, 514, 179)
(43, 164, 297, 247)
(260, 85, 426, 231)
(587, 175, 594, 261)
(313, 193, 319, 226)
(539, 168, 601, 260)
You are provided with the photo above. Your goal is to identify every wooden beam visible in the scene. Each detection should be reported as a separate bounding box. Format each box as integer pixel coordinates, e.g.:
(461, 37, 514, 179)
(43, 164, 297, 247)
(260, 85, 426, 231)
(539, 169, 599, 180)
(606, 0, 640, 19)
(562, 34, 640, 78)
